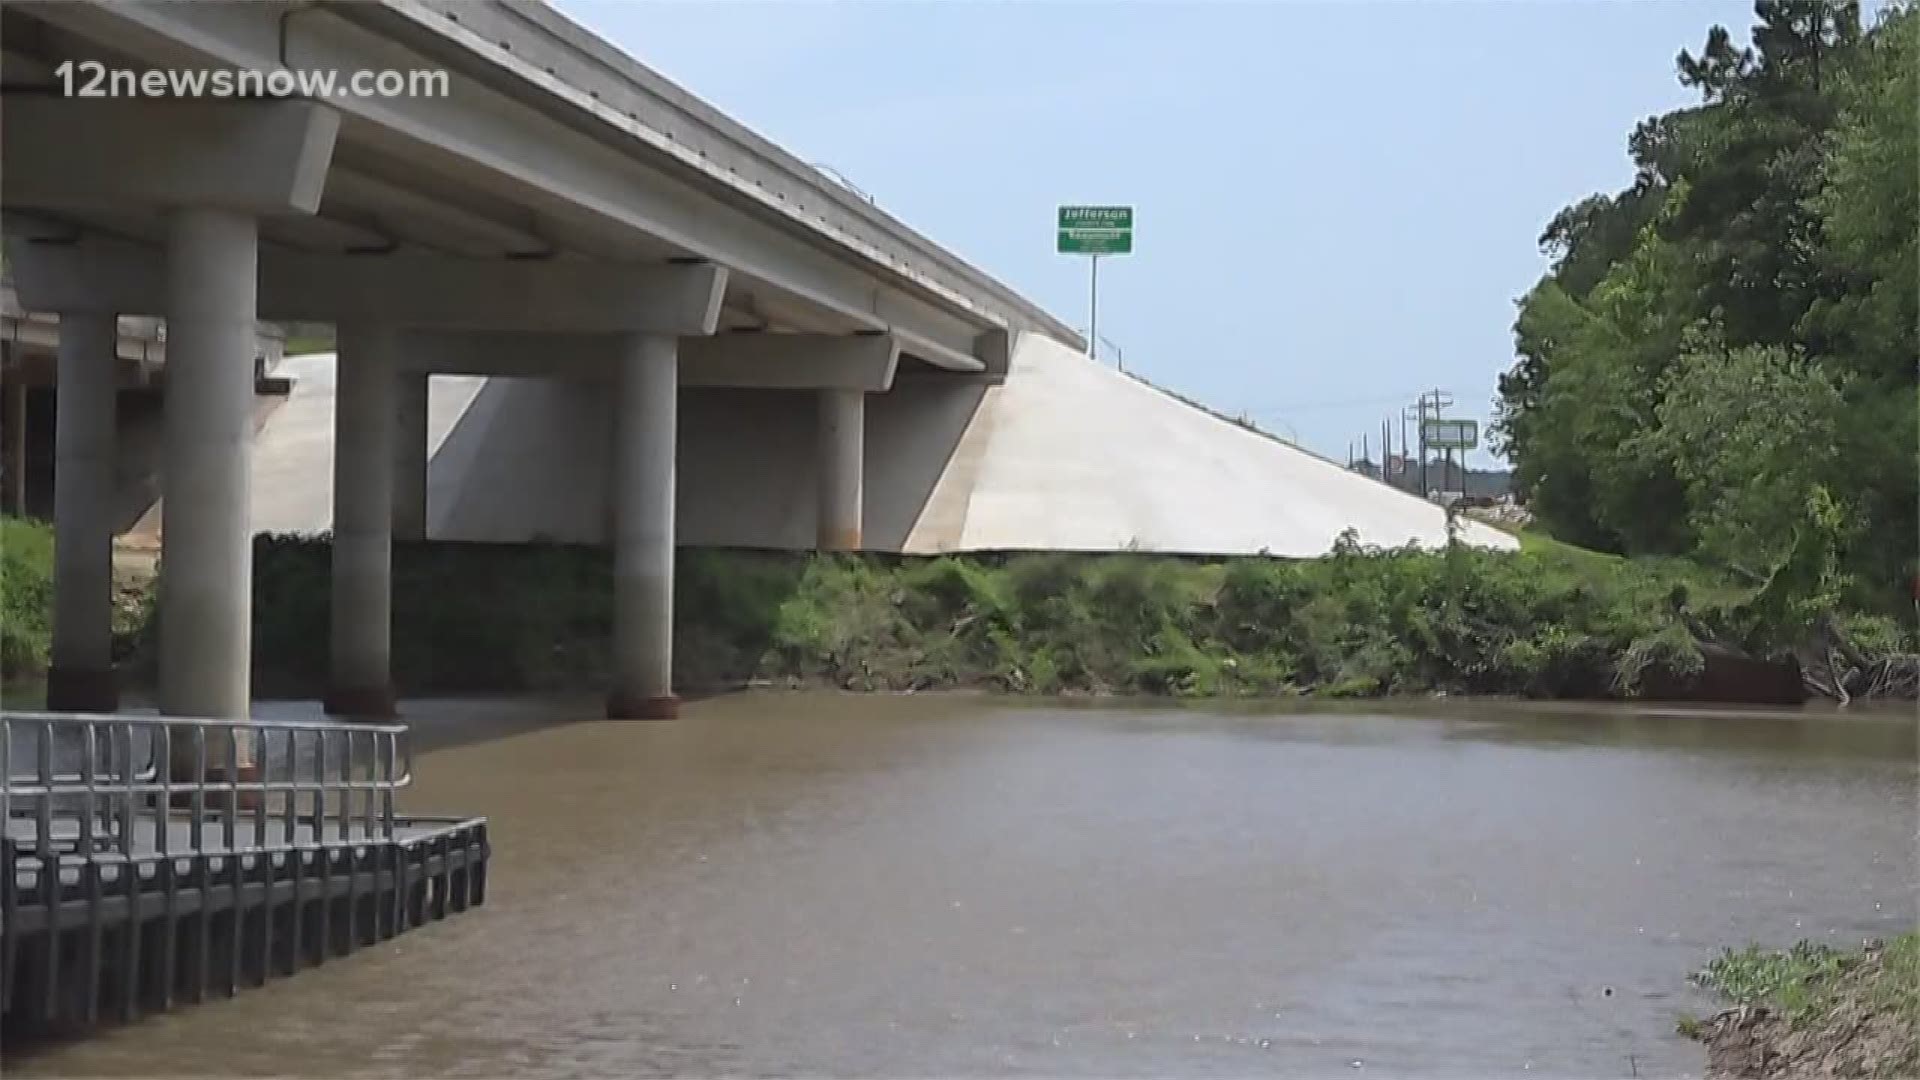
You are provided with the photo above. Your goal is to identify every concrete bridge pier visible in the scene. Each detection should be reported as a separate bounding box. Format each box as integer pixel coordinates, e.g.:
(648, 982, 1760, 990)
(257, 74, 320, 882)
(157, 208, 260, 730)
(817, 388, 864, 551)
(608, 333, 679, 720)
(46, 310, 120, 713)
(393, 370, 429, 541)
(326, 323, 398, 717)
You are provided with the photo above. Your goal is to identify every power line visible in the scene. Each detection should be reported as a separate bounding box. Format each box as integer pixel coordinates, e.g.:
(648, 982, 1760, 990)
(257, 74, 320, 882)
(1239, 389, 1436, 415)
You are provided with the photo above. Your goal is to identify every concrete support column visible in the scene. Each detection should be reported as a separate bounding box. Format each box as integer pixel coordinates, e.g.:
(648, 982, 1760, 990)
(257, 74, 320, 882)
(326, 324, 398, 716)
(158, 207, 257, 735)
(607, 333, 678, 720)
(817, 388, 864, 551)
(47, 312, 120, 712)
(392, 370, 428, 541)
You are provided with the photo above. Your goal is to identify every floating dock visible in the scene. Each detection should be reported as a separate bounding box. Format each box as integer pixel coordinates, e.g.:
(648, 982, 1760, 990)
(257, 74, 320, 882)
(1, 712, 488, 1036)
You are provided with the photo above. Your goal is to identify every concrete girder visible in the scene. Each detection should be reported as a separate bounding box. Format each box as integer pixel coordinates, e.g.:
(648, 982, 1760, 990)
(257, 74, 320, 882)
(5, 232, 727, 334)
(395, 331, 913, 389)
(1, 98, 338, 215)
(392, 0, 1081, 344)
(9, 0, 1004, 365)
(322, 167, 553, 258)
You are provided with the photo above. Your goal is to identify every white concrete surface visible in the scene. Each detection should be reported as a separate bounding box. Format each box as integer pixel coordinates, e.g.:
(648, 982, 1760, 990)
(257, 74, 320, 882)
(246, 336, 1515, 558)
(248, 355, 487, 537)
(949, 335, 1520, 555)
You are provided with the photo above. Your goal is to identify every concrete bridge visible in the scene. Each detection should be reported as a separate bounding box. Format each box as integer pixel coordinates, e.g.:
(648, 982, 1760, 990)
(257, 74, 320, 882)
(0, 0, 1513, 727)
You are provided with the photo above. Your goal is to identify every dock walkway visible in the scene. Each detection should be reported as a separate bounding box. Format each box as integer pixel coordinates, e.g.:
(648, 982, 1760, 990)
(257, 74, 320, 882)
(2, 711, 488, 1035)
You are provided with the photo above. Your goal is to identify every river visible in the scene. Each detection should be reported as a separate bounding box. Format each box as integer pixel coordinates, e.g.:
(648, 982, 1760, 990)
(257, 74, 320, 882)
(12, 694, 1914, 1078)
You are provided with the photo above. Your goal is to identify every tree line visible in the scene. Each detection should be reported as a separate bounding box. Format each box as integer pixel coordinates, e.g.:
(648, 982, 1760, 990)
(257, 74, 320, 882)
(1496, 1, 1916, 630)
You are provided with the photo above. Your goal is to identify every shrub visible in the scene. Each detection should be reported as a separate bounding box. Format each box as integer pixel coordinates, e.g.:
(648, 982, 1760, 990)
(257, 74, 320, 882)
(1, 516, 56, 677)
(82, 532, 1822, 702)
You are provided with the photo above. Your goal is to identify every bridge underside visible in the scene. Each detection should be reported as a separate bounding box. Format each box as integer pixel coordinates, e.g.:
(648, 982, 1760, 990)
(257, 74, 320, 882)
(0, 0, 1060, 723)
(0, 0, 1510, 732)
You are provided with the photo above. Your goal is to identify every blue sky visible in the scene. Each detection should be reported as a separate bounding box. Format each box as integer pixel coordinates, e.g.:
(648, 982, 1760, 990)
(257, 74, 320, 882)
(556, 0, 1759, 467)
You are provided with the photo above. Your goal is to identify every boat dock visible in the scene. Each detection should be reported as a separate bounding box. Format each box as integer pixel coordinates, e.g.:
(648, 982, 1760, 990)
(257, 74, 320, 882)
(1, 712, 488, 1036)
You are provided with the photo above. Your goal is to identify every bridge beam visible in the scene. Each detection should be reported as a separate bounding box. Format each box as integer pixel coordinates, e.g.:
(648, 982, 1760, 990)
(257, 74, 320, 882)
(2, 98, 337, 215)
(5, 233, 728, 335)
(394, 330, 909, 388)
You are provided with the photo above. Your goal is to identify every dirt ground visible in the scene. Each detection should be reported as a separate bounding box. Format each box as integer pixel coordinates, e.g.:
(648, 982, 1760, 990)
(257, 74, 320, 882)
(1694, 944, 1917, 1079)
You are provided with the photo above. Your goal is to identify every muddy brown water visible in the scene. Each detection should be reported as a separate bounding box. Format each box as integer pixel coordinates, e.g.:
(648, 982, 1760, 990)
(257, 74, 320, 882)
(11, 694, 1914, 1078)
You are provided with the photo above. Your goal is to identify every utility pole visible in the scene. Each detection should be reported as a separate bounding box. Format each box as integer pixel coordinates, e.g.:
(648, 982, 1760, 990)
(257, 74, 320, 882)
(1400, 405, 1419, 496)
(1414, 388, 1454, 500)
(1414, 395, 1429, 497)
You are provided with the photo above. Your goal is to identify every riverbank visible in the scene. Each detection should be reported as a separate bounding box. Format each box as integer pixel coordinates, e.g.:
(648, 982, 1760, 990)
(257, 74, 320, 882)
(244, 532, 1741, 699)
(3, 522, 1913, 704)
(1686, 934, 1919, 1078)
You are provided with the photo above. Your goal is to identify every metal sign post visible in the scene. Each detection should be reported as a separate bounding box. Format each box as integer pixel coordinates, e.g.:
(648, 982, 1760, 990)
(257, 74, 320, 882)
(1421, 417, 1478, 498)
(1420, 417, 1479, 452)
(1090, 253, 1100, 358)
(1058, 205, 1133, 360)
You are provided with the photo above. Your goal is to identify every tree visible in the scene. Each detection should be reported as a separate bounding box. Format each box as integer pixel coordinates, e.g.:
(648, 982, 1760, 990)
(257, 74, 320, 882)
(1497, 1, 1917, 617)
(1645, 323, 1853, 575)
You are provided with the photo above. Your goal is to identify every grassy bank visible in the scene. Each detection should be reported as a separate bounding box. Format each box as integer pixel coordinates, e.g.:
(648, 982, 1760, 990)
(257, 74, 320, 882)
(0, 516, 150, 704)
(226, 531, 1748, 700)
(1684, 934, 1919, 1078)
(9, 520, 1908, 702)
(0, 516, 55, 682)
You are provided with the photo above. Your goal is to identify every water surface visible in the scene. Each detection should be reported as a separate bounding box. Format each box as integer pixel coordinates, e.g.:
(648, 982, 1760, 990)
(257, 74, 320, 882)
(15, 694, 1914, 1078)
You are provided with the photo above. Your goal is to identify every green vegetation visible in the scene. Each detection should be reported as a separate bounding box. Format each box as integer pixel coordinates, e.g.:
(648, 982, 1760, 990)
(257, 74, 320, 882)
(10, 528, 1906, 702)
(1496, 1, 1918, 640)
(0, 515, 55, 679)
(223, 533, 1795, 700)
(1686, 934, 1919, 1076)
(1697, 940, 1867, 1021)
(280, 321, 336, 356)
(1, 515, 154, 700)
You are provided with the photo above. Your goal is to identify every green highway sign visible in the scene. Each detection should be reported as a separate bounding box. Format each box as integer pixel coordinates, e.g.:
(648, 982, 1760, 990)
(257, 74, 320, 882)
(1422, 418, 1479, 451)
(1058, 205, 1134, 255)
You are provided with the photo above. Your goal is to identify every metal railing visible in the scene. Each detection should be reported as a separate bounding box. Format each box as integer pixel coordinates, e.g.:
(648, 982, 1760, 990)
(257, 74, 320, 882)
(2, 712, 422, 1023)
(3, 713, 412, 857)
